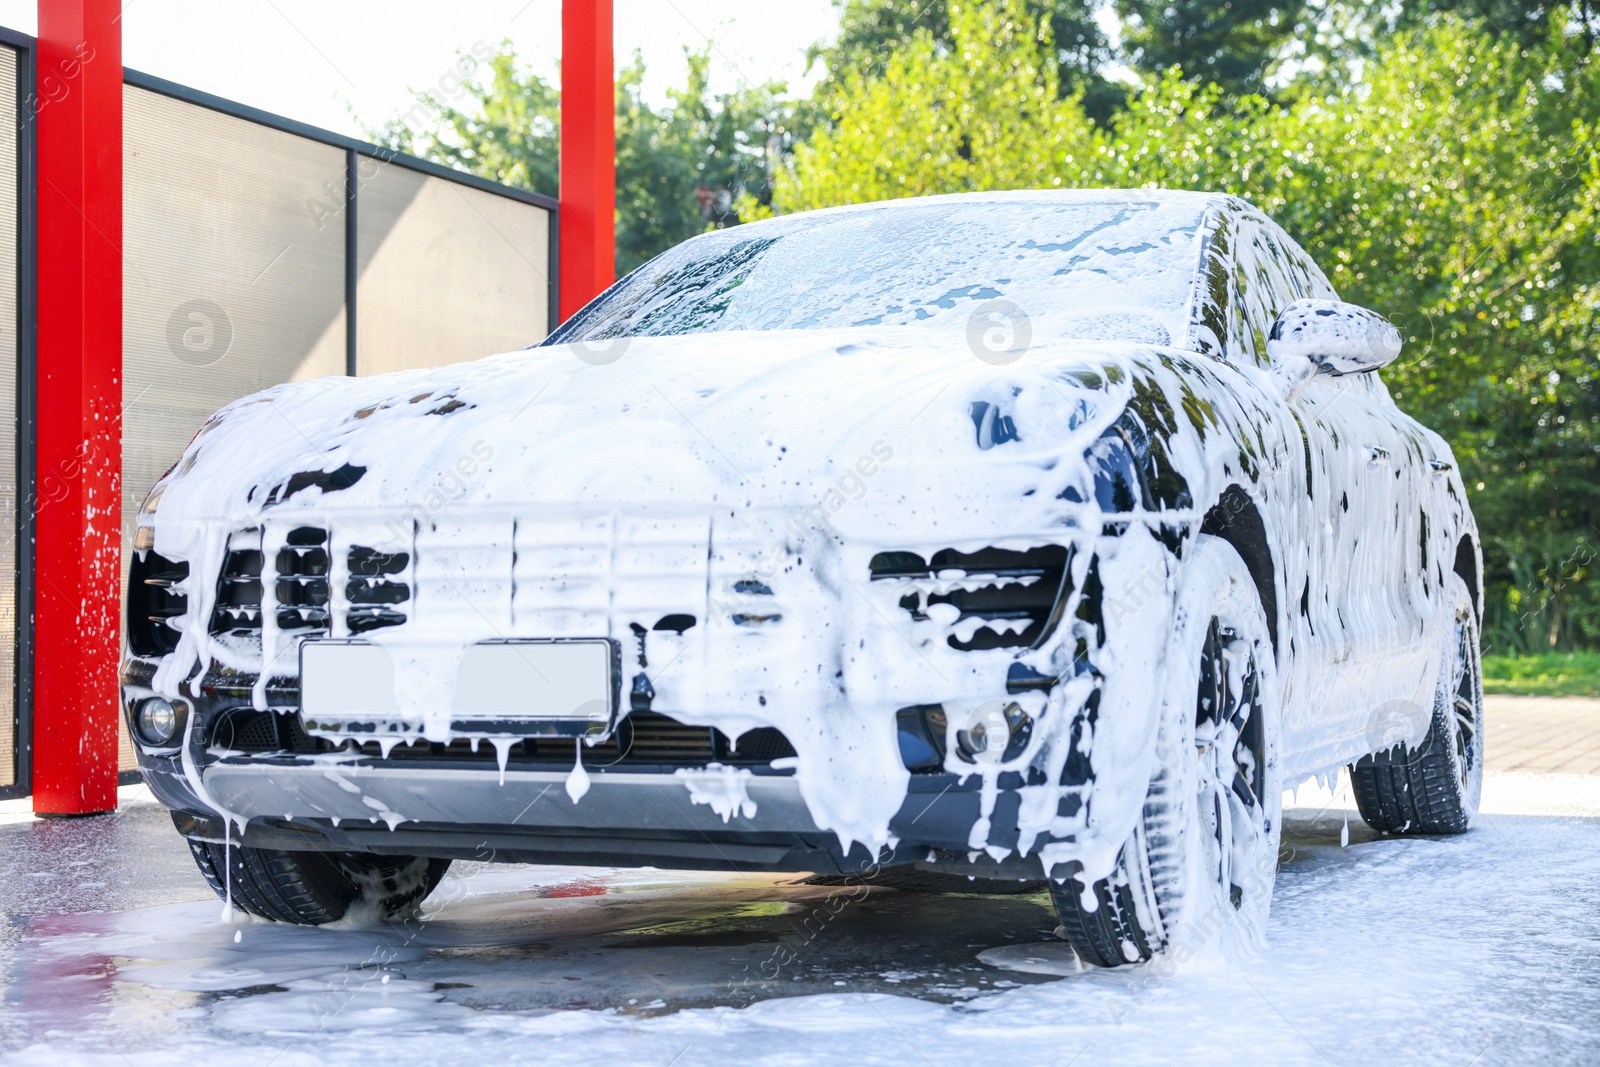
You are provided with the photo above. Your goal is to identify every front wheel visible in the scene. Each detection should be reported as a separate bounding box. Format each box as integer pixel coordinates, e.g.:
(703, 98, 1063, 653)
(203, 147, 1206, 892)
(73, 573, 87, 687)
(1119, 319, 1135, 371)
(1051, 536, 1283, 967)
(1349, 572, 1483, 834)
(187, 839, 450, 924)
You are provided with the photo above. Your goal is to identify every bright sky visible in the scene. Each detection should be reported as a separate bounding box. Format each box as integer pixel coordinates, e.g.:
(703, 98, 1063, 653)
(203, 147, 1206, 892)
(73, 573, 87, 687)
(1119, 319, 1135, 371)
(0, 1, 841, 139)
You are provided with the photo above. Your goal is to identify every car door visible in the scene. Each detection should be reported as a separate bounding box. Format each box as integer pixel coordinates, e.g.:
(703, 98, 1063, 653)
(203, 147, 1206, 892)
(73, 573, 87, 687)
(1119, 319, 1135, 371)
(1227, 213, 1436, 752)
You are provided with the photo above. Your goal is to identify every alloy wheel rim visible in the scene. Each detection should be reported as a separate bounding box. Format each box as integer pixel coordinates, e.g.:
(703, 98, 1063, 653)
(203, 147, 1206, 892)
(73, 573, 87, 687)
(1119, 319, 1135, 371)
(1195, 618, 1266, 912)
(1451, 607, 1482, 791)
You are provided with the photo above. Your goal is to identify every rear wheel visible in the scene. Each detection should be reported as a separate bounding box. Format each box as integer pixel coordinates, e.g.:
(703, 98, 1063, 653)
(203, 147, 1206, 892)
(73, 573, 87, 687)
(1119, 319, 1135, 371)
(1051, 536, 1282, 967)
(188, 840, 450, 925)
(1350, 572, 1483, 834)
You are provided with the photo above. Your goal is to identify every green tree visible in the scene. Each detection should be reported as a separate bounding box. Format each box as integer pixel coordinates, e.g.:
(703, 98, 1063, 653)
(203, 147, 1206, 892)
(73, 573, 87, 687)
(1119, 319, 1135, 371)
(1226, 21, 1600, 651)
(373, 44, 795, 275)
(1113, 0, 1310, 96)
(1287, 0, 1599, 84)
(373, 47, 560, 196)
(615, 51, 796, 273)
(1393, 0, 1598, 51)
(808, 0, 1125, 122)
(779, 0, 1101, 210)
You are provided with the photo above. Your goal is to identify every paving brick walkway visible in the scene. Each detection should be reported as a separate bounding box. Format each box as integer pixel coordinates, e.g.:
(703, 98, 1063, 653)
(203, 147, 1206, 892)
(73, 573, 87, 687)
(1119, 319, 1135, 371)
(1485, 694, 1600, 774)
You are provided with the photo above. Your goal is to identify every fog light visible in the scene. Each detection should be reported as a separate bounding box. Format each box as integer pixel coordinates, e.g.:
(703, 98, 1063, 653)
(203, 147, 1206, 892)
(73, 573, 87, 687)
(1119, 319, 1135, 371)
(955, 700, 1032, 765)
(136, 697, 180, 746)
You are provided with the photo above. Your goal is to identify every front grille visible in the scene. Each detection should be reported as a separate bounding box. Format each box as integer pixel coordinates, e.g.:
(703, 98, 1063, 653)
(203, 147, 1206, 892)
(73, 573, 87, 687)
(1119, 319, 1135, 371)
(347, 544, 408, 633)
(210, 537, 263, 636)
(277, 527, 331, 633)
(589, 713, 796, 763)
(209, 709, 797, 769)
(366, 713, 796, 768)
(209, 527, 332, 637)
(871, 544, 1073, 651)
(128, 550, 189, 656)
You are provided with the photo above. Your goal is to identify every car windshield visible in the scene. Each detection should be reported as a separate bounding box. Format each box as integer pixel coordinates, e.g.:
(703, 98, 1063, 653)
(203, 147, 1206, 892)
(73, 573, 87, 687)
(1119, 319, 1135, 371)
(545, 195, 1210, 347)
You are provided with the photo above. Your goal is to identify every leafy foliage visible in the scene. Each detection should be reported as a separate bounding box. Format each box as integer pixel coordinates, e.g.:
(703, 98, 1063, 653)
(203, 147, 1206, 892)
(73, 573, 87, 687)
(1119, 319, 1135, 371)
(807, 0, 1125, 121)
(1392, 0, 1599, 51)
(1113, 0, 1309, 96)
(780, 2, 1101, 210)
(372, 47, 560, 199)
(614, 52, 795, 274)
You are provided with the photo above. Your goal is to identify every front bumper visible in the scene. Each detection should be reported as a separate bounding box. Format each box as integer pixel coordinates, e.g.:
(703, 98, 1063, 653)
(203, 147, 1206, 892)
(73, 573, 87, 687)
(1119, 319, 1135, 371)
(146, 755, 1040, 876)
(123, 507, 1155, 875)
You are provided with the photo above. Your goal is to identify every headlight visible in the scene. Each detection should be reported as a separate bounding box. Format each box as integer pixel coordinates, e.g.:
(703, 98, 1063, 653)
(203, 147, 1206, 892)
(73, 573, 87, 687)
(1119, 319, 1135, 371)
(1060, 426, 1144, 512)
(138, 481, 167, 517)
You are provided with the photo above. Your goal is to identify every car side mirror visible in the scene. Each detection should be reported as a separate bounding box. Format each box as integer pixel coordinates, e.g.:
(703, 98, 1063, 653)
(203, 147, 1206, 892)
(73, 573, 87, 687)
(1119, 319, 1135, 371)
(1266, 299, 1402, 401)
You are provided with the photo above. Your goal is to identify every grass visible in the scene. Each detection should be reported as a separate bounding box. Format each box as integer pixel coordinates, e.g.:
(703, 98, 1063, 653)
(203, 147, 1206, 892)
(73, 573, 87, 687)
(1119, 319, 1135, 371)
(1481, 651, 1600, 697)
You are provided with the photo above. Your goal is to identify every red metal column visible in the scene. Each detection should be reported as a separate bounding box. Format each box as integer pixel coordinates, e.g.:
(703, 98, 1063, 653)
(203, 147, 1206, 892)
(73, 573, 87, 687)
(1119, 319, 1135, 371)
(559, 0, 614, 321)
(32, 0, 122, 815)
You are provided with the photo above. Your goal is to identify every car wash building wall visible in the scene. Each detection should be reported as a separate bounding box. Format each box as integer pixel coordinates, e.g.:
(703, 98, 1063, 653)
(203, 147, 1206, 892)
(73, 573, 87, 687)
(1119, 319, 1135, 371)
(0, 29, 556, 799)
(0, 36, 22, 796)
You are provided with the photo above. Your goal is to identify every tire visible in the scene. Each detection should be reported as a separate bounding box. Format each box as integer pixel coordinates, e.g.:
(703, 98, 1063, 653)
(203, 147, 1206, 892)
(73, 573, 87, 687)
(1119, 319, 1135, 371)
(187, 839, 450, 925)
(1051, 535, 1283, 967)
(1350, 572, 1483, 835)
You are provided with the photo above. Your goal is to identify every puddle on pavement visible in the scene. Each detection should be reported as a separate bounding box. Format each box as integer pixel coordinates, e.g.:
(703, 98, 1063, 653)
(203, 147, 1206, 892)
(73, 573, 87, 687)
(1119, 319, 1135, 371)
(1, 864, 1065, 1043)
(403, 872, 1063, 1014)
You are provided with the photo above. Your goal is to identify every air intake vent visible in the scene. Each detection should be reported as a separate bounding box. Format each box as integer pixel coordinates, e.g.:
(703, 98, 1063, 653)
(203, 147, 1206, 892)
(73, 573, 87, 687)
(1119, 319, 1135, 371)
(128, 550, 189, 656)
(347, 545, 409, 634)
(305, 711, 798, 769)
(209, 527, 333, 638)
(210, 707, 321, 754)
(276, 527, 331, 633)
(870, 544, 1073, 651)
(210, 537, 264, 636)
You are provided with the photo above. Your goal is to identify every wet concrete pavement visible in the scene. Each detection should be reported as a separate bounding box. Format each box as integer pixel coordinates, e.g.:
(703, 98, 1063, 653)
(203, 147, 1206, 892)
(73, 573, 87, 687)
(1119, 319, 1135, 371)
(1, 695, 1597, 1065)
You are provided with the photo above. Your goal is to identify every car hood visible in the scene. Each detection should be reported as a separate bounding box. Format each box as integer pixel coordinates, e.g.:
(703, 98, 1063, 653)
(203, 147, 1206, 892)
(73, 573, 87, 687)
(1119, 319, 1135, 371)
(145, 325, 1215, 552)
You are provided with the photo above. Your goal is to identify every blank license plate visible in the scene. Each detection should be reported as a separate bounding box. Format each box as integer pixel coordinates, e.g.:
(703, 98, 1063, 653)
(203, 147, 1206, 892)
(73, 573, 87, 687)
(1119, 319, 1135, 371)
(300, 640, 614, 729)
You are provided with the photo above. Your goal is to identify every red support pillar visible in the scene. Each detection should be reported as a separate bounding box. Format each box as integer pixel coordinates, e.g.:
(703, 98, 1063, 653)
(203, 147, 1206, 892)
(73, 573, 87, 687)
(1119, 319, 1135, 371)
(559, 0, 614, 321)
(32, 0, 122, 815)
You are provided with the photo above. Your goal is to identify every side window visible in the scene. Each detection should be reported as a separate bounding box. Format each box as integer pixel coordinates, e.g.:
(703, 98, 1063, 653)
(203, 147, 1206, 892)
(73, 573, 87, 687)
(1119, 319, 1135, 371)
(1193, 208, 1339, 367)
(1229, 214, 1336, 367)
(1189, 211, 1236, 361)
(1271, 223, 1338, 303)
